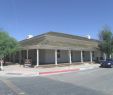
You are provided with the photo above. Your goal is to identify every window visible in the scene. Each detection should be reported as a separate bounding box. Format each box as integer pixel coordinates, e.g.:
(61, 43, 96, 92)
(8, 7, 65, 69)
(57, 50, 60, 58)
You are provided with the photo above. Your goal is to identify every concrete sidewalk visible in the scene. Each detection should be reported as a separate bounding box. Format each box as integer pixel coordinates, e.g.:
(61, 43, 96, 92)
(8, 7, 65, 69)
(0, 63, 100, 77)
(38, 63, 100, 75)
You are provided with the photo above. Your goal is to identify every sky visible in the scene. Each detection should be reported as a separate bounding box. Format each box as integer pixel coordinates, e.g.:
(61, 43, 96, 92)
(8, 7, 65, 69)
(0, 0, 113, 41)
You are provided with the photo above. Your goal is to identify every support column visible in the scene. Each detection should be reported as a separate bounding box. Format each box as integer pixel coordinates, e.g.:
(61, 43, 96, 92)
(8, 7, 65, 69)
(55, 50, 57, 65)
(69, 50, 72, 64)
(81, 50, 83, 63)
(36, 49, 39, 66)
(104, 53, 106, 61)
(0, 59, 4, 71)
(26, 49, 29, 59)
(110, 54, 111, 59)
(90, 51, 93, 63)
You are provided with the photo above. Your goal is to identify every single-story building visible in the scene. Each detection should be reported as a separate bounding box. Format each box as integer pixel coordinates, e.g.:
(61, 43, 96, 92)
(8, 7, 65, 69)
(9, 32, 105, 66)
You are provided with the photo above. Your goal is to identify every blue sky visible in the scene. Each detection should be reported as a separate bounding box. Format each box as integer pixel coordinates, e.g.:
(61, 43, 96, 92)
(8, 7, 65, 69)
(0, 0, 113, 41)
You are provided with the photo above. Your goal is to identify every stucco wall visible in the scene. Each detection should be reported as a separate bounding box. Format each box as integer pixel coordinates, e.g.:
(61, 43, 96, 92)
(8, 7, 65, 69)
(83, 51, 90, 61)
(71, 51, 81, 62)
(39, 50, 97, 64)
(57, 50, 69, 63)
(39, 49, 55, 64)
(39, 49, 69, 64)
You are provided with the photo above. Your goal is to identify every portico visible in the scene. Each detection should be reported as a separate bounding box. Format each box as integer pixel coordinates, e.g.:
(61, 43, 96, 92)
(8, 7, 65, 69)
(17, 48, 96, 66)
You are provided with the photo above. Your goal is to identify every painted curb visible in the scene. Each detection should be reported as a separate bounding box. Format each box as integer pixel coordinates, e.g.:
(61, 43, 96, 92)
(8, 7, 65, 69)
(39, 68, 80, 75)
(0, 66, 98, 77)
(39, 66, 98, 76)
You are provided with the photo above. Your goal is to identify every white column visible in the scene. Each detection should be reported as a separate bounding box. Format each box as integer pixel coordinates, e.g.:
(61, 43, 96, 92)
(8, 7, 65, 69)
(104, 53, 106, 61)
(90, 51, 93, 63)
(110, 54, 111, 59)
(26, 49, 28, 59)
(55, 50, 57, 65)
(81, 50, 83, 63)
(69, 50, 72, 64)
(36, 49, 39, 66)
(0, 60, 4, 71)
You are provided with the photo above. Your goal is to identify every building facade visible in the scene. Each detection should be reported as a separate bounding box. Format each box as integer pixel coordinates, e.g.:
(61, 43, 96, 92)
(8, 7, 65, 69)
(10, 32, 104, 66)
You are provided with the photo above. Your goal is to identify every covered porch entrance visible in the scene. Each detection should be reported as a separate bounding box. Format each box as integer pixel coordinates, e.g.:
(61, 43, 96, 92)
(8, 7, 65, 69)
(14, 49, 101, 67)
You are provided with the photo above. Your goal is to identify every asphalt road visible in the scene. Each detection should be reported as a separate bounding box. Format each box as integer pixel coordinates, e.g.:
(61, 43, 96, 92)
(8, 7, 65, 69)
(0, 68, 113, 95)
(0, 80, 16, 95)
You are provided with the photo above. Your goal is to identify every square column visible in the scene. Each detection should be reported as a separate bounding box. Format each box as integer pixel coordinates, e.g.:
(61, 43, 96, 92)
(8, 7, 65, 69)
(69, 50, 72, 64)
(55, 50, 57, 65)
(81, 50, 83, 63)
(110, 54, 111, 59)
(36, 49, 39, 66)
(104, 53, 106, 61)
(0, 60, 4, 71)
(90, 51, 93, 63)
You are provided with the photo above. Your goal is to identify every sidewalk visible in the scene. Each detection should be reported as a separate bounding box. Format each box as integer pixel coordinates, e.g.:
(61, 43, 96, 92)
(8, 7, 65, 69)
(0, 63, 100, 77)
(0, 64, 38, 77)
(38, 63, 100, 75)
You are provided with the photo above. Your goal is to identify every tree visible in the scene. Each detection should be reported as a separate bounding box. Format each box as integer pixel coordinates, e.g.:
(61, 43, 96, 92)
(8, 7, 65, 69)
(0, 30, 20, 70)
(99, 27, 113, 59)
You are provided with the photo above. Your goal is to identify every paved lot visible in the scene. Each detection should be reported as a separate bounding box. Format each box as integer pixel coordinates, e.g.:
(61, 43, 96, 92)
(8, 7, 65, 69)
(0, 68, 113, 95)
(0, 80, 15, 95)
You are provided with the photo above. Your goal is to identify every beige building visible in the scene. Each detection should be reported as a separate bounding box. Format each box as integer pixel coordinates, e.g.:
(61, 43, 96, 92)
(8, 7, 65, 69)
(11, 32, 104, 66)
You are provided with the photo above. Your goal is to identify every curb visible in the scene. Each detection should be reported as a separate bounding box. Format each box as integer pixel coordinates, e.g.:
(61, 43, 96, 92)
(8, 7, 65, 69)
(0, 66, 99, 77)
(39, 66, 98, 76)
(0, 72, 39, 77)
(39, 68, 80, 75)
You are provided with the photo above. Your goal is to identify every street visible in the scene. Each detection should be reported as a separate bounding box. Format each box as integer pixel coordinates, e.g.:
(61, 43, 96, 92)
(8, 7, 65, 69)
(0, 68, 113, 95)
